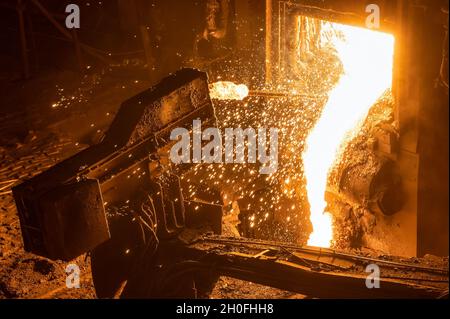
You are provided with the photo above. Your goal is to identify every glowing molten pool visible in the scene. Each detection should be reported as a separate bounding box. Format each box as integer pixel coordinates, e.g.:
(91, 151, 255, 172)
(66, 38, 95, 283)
(303, 22, 395, 248)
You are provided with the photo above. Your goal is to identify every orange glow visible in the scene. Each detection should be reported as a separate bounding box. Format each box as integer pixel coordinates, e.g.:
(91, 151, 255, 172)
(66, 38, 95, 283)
(302, 22, 395, 247)
(209, 81, 249, 100)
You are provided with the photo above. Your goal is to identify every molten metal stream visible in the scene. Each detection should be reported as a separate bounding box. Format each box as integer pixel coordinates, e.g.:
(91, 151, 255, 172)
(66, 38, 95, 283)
(209, 81, 249, 100)
(303, 22, 395, 248)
